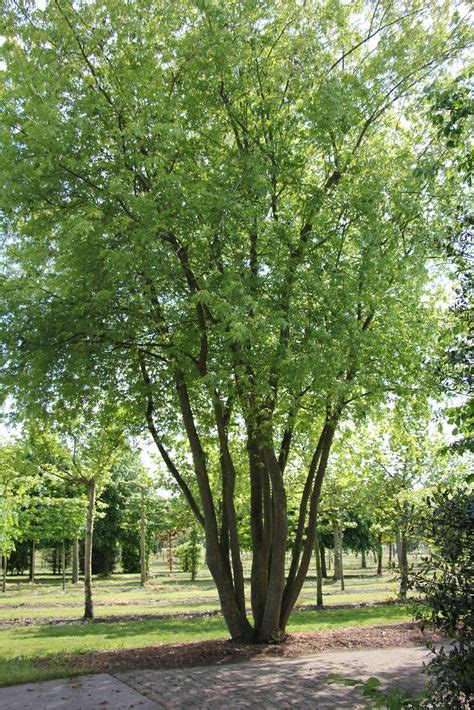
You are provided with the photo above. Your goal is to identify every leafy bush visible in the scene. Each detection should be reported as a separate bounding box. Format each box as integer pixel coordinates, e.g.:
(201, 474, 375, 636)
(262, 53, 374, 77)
(410, 486, 473, 708)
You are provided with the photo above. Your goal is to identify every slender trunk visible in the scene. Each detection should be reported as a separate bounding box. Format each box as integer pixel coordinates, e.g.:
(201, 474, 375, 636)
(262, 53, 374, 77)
(72, 538, 79, 583)
(62, 540, 66, 591)
(247, 433, 270, 632)
(176, 372, 252, 641)
(2, 555, 6, 593)
(215, 399, 246, 618)
(279, 423, 336, 630)
(257, 445, 288, 642)
(320, 544, 327, 578)
(314, 529, 323, 607)
(361, 548, 367, 569)
(84, 480, 96, 620)
(339, 529, 345, 592)
(168, 532, 173, 573)
(388, 540, 393, 568)
(29, 541, 35, 583)
(398, 531, 408, 599)
(395, 530, 402, 565)
(377, 535, 383, 576)
(140, 488, 147, 587)
(333, 521, 342, 581)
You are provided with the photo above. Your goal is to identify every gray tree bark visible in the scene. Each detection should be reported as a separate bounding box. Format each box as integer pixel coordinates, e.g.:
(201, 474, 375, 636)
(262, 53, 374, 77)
(314, 529, 323, 607)
(140, 488, 147, 587)
(72, 538, 79, 583)
(84, 480, 96, 620)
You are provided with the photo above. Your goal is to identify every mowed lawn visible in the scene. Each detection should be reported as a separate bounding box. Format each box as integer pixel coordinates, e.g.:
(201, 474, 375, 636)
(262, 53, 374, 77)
(0, 552, 415, 686)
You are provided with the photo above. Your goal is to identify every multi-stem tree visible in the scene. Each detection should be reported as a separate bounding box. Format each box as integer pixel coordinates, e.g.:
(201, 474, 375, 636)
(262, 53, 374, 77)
(0, 0, 470, 641)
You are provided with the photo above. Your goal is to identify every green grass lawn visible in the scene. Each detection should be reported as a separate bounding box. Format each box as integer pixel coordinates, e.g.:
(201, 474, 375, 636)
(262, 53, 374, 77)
(0, 604, 413, 687)
(0, 551, 417, 687)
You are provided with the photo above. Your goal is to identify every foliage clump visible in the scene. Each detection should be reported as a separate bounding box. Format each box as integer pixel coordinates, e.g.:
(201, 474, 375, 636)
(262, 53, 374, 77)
(410, 486, 473, 708)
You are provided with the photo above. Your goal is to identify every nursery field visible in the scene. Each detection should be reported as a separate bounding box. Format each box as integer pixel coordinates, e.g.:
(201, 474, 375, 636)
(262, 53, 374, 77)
(1, 551, 407, 622)
(0, 551, 418, 686)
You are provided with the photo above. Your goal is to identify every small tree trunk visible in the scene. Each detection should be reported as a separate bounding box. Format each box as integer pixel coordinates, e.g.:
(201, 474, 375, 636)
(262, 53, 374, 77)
(339, 533, 345, 592)
(168, 531, 173, 574)
(140, 488, 147, 587)
(72, 538, 79, 583)
(314, 530, 323, 607)
(84, 480, 96, 620)
(332, 521, 342, 581)
(377, 535, 383, 575)
(29, 541, 36, 583)
(320, 544, 327, 578)
(388, 540, 393, 568)
(2, 555, 6, 593)
(398, 531, 408, 599)
(361, 549, 367, 569)
(62, 540, 66, 591)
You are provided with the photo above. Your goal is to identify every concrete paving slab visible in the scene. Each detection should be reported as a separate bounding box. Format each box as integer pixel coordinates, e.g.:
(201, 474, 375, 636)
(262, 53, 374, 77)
(117, 644, 432, 709)
(0, 672, 159, 709)
(0, 645, 433, 709)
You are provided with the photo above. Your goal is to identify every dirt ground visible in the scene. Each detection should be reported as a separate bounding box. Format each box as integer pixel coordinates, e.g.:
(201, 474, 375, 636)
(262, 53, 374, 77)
(41, 621, 444, 676)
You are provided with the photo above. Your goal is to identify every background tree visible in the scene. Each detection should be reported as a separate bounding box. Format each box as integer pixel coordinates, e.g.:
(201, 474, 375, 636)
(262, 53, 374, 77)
(0, 443, 23, 591)
(26, 417, 125, 618)
(176, 526, 203, 582)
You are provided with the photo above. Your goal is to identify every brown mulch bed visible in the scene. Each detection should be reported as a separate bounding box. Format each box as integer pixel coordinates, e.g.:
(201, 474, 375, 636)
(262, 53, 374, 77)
(37, 622, 444, 675)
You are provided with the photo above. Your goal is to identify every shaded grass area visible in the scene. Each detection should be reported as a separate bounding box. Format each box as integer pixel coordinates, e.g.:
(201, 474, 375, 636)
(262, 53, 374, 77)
(0, 604, 412, 687)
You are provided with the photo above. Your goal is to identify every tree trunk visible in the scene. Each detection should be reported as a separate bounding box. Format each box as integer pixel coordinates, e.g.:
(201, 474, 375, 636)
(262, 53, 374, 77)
(397, 530, 408, 599)
(332, 521, 342, 581)
(377, 535, 383, 575)
(140, 488, 147, 587)
(257, 446, 288, 642)
(62, 540, 66, 591)
(320, 544, 327, 578)
(2, 555, 6, 593)
(314, 529, 323, 607)
(388, 540, 393, 568)
(361, 548, 367, 569)
(72, 538, 79, 583)
(29, 541, 35, 583)
(338, 530, 345, 592)
(84, 480, 96, 620)
(167, 531, 173, 573)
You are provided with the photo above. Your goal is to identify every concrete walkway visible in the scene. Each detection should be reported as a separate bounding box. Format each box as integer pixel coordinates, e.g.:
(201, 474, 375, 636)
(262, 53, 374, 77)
(0, 645, 431, 709)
